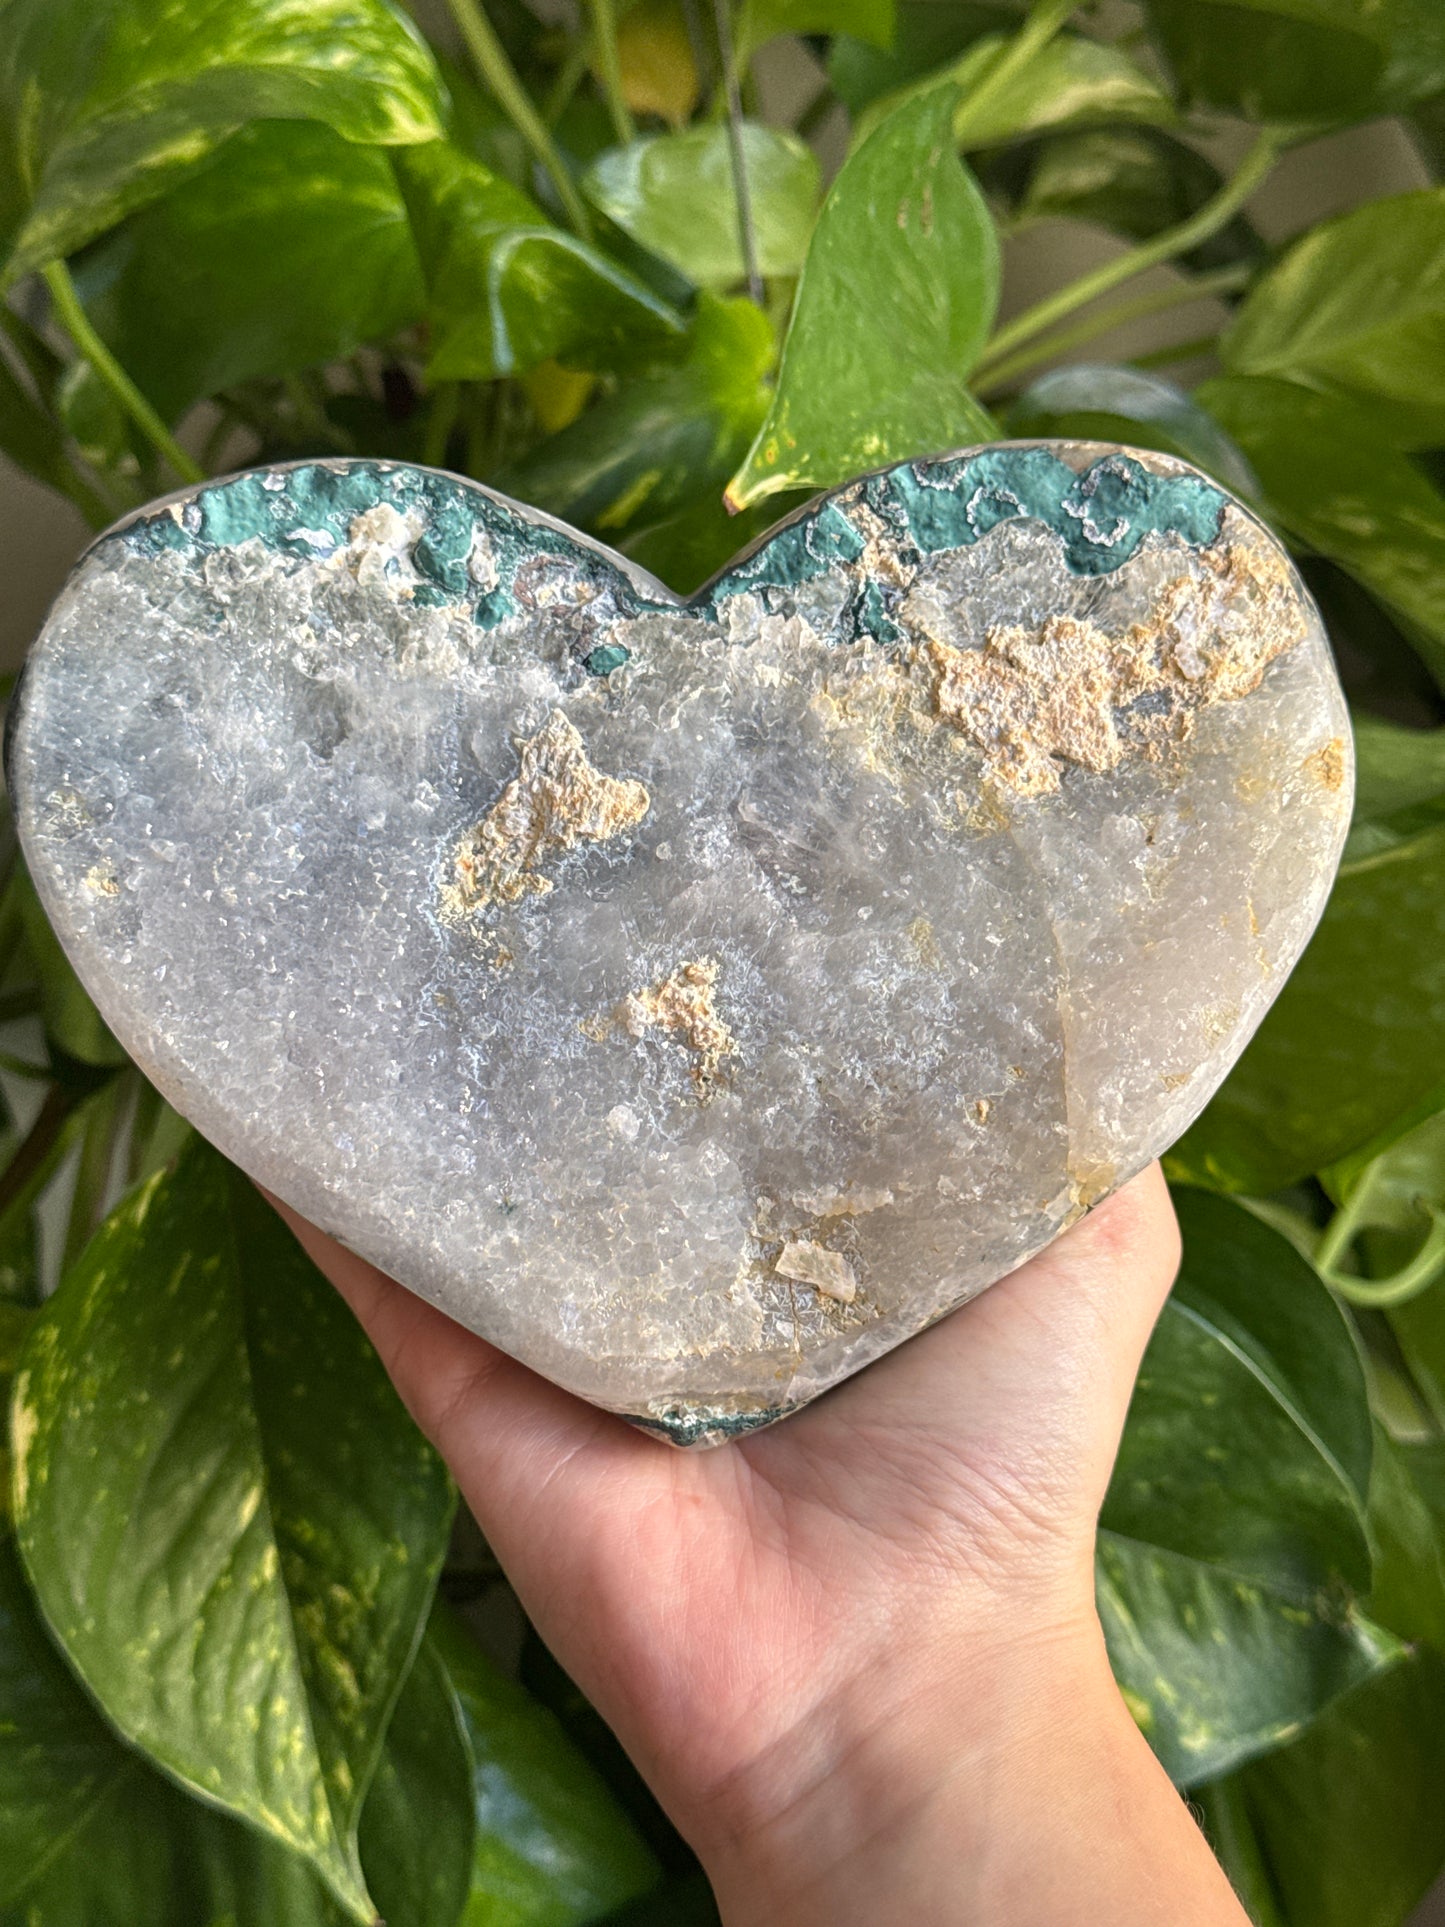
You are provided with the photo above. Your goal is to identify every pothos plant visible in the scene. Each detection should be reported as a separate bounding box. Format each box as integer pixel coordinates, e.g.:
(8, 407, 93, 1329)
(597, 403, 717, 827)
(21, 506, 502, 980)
(0, 0, 1443, 1922)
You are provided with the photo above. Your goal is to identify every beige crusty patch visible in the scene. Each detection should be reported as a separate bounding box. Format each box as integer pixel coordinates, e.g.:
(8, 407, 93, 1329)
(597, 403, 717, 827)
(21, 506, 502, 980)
(774, 1239, 858, 1304)
(448, 711, 649, 910)
(922, 543, 1309, 797)
(587, 958, 737, 1098)
(1302, 736, 1347, 793)
(819, 539, 1310, 800)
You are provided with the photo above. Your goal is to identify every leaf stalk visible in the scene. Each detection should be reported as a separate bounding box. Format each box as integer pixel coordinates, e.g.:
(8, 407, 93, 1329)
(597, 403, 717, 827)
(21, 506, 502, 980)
(977, 262, 1252, 393)
(590, 0, 637, 144)
(712, 0, 763, 305)
(1317, 1192, 1445, 1311)
(953, 0, 1080, 141)
(444, 0, 594, 237)
(41, 262, 203, 487)
(974, 129, 1282, 380)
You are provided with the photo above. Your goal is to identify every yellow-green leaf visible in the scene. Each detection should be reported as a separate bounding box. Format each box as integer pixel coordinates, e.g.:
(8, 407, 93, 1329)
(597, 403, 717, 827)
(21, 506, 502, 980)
(727, 88, 998, 510)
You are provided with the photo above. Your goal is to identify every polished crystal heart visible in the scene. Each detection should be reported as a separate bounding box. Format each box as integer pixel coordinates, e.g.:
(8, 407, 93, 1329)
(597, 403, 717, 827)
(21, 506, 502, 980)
(9, 446, 1352, 1444)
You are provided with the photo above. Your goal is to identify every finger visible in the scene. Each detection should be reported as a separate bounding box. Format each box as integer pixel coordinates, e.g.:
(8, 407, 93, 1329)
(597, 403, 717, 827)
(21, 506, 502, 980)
(891, 1162, 1177, 1404)
(984, 1161, 1182, 1408)
(767, 1165, 1180, 1497)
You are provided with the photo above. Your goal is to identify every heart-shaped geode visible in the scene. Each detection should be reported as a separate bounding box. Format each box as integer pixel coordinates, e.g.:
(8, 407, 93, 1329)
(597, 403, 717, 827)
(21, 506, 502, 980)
(9, 445, 1351, 1444)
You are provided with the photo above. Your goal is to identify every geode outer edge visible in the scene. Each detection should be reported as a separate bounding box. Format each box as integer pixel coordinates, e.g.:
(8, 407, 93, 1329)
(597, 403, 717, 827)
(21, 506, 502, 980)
(7, 443, 1353, 1445)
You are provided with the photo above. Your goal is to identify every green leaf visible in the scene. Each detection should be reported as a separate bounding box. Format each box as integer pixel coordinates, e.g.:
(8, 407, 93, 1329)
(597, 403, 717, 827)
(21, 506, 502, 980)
(13, 862, 126, 1069)
(855, 32, 1175, 151)
(0, 1299, 146, 1918)
(599, 1876, 721, 1925)
(1013, 127, 1264, 273)
(1318, 1102, 1445, 1302)
(1348, 715, 1445, 845)
(171, 1798, 349, 1927)
(1223, 189, 1445, 449)
(1204, 1655, 1445, 1927)
(0, 1773, 192, 1927)
(430, 1604, 662, 1924)
(0, 1297, 158, 1919)
(1007, 364, 1258, 498)
(516, 1629, 693, 1888)
(0, 1302, 31, 1378)
(359, 1637, 475, 1927)
(1198, 375, 1445, 687)
(1099, 1192, 1395, 1783)
(1146, 0, 1445, 123)
(1097, 1540, 1399, 1785)
(1109, 1191, 1373, 1582)
(11, 1139, 455, 1922)
(738, 0, 895, 61)
(499, 294, 772, 566)
(727, 88, 998, 509)
(5, 1610, 497, 1927)
(0, 0, 446, 285)
(1367, 1429, 1445, 1652)
(582, 126, 820, 288)
(77, 121, 424, 425)
(1304, 560, 1445, 734)
(829, 4, 1016, 114)
(1196, 1776, 1288, 1927)
(395, 141, 684, 382)
(1172, 816, 1445, 1191)
(1390, 1282, 1445, 1439)
(622, 491, 793, 600)
(54, 358, 129, 472)
(0, 337, 73, 498)
(1413, 92, 1445, 177)
(0, 1765, 351, 1927)
(0, 1534, 131, 1906)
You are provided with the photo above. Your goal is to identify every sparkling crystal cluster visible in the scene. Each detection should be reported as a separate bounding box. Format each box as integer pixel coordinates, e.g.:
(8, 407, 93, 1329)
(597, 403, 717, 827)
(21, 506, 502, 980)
(8, 447, 1352, 1443)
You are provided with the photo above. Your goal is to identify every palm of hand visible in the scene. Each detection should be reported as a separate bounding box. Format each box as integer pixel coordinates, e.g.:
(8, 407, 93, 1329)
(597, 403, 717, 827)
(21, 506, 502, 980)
(276, 1166, 1178, 1852)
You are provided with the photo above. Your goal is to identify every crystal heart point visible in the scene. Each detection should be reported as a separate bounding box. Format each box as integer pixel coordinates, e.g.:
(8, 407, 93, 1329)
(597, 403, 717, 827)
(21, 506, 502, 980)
(8, 446, 1352, 1444)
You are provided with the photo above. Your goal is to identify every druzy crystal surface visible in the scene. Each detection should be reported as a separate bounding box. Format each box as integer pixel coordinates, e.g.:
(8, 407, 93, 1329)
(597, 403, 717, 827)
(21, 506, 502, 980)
(9, 446, 1352, 1444)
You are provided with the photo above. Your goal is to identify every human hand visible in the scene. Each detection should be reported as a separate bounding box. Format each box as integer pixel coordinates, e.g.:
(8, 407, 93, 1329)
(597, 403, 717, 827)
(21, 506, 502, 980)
(275, 1165, 1248, 1926)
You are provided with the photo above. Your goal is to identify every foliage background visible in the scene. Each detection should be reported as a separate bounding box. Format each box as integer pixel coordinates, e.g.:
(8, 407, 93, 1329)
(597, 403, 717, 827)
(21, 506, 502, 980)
(1, 1, 1444, 1923)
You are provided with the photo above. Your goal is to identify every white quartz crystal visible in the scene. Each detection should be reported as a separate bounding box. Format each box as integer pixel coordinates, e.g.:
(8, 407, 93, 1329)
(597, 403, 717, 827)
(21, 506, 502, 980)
(8, 447, 1352, 1443)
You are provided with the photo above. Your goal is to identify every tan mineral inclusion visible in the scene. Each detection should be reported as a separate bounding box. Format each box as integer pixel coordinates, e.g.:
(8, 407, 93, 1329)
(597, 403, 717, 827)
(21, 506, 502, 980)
(447, 710, 650, 910)
(8, 445, 1352, 1444)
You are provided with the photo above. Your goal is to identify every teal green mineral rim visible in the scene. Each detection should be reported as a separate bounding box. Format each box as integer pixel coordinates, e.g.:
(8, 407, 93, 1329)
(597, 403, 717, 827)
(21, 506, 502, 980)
(92, 440, 1232, 675)
(622, 1403, 798, 1446)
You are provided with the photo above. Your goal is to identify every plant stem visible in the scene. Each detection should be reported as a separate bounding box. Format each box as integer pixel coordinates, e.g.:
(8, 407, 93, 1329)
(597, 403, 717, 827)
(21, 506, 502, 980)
(679, 0, 716, 98)
(1316, 1189, 1445, 1310)
(42, 262, 203, 486)
(0, 1084, 84, 1220)
(953, 0, 1079, 142)
(0, 302, 63, 394)
(444, 0, 593, 237)
(590, 0, 636, 143)
(977, 262, 1252, 393)
(1313, 1184, 1368, 1280)
(713, 0, 762, 305)
(544, 36, 591, 124)
(974, 129, 1282, 379)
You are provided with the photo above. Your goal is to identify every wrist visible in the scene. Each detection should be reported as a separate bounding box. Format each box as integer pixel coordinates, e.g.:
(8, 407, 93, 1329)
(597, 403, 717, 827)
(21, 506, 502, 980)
(693, 1615, 1244, 1927)
(695, 1611, 1113, 1922)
